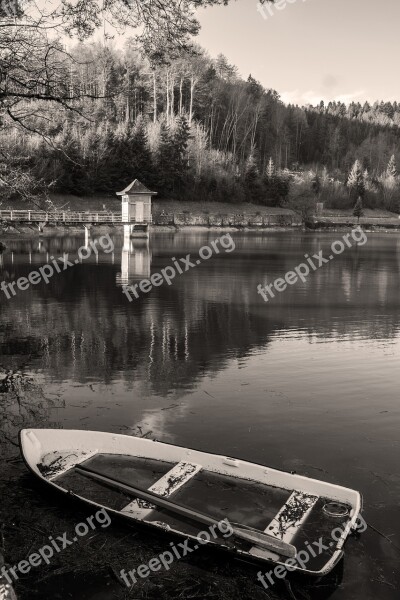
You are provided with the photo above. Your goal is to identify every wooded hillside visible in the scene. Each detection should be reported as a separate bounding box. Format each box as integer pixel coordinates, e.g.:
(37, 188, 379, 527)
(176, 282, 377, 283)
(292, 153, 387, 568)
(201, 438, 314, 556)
(2, 24, 400, 211)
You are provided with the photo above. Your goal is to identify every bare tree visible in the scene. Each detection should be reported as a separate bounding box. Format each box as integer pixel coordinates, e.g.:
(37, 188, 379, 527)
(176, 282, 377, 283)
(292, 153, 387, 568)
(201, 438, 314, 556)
(0, 0, 239, 128)
(0, 0, 275, 199)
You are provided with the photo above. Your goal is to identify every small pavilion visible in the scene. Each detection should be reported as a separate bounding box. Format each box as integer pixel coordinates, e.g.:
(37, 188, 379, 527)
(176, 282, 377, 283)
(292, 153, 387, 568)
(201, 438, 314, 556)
(116, 179, 157, 224)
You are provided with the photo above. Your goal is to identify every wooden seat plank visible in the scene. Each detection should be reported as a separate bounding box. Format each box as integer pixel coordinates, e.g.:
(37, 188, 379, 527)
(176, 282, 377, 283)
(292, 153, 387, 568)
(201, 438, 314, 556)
(249, 491, 318, 560)
(121, 461, 202, 519)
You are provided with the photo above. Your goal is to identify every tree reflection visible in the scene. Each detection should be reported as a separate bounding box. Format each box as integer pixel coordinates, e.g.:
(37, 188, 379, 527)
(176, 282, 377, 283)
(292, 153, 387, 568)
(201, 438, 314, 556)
(0, 233, 399, 396)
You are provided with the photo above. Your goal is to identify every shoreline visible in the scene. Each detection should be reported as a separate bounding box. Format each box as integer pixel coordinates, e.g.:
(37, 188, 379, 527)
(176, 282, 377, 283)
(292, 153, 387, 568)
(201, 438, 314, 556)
(0, 224, 301, 238)
(1, 222, 400, 239)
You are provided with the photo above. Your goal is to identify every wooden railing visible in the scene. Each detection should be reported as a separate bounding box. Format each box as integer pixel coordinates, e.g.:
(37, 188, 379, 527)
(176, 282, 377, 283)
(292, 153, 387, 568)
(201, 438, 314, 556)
(0, 210, 151, 224)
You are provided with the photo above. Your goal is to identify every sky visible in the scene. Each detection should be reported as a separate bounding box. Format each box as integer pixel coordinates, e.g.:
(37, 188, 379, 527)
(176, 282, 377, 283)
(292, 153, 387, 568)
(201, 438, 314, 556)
(195, 0, 400, 105)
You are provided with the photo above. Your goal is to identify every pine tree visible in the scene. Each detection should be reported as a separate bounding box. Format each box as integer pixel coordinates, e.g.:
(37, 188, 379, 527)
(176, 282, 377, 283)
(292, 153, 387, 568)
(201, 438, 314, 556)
(347, 159, 365, 200)
(102, 123, 148, 192)
(262, 157, 289, 206)
(243, 150, 263, 203)
(157, 122, 176, 193)
(266, 157, 275, 178)
(215, 54, 238, 81)
(174, 116, 190, 157)
(55, 129, 90, 195)
(380, 154, 399, 213)
(157, 115, 191, 195)
(131, 118, 153, 186)
(173, 115, 191, 191)
(363, 168, 370, 185)
(244, 152, 259, 184)
(353, 197, 364, 222)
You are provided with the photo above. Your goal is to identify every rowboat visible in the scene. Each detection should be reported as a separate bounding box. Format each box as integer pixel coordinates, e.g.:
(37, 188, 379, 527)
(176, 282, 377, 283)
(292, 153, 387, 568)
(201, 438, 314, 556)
(19, 429, 362, 575)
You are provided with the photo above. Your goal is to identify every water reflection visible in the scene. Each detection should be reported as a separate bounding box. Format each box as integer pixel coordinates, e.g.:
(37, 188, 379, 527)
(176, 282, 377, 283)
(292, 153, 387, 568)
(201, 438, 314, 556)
(117, 237, 151, 285)
(0, 232, 400, 393)
(1, 231, 400, 599)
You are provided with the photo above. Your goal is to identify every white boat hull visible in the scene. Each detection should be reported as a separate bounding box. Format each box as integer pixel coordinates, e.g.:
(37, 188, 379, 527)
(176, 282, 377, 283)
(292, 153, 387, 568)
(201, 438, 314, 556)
(19, 428, 362, 576)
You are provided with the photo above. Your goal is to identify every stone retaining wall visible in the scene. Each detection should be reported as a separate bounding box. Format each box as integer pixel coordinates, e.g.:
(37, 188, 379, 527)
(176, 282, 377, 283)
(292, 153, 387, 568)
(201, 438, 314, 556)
(153, 212, 301, 227)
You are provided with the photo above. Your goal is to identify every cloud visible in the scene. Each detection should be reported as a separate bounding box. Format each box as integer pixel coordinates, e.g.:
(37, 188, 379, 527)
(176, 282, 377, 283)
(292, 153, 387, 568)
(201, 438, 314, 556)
(280, 89, 367, 106)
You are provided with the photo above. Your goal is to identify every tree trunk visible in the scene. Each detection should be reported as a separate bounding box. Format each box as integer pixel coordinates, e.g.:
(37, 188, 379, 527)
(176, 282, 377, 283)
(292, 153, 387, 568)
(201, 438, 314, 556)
(189, 77, 195, 124)
(166, 70, 170, 123)
(125, 96, 129, 123)
(179, 78, 183, 115)
(153, 72, 157, 123)
(170, 74, 175, 121)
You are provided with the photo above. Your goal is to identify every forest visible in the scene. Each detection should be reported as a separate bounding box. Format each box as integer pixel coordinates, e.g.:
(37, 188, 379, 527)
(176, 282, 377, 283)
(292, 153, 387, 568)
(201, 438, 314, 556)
(2, 38, 400, 212)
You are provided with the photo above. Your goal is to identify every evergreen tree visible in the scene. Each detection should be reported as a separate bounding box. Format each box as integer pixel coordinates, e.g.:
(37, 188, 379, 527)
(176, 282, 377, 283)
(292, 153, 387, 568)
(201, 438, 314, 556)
(379, 154, 399, 213)
(172, 115, 191, 192)
(347, 160, 365, 200)
(156, 115, 191, 195)
(266, 157, 275, 178)
(55, 130, 90, 195)
(156, 122, 176, 194)
(262, 157, 289, 206)
(102, 126, 132, 192)
(97, 119, 154, 193)
(243, 150, 263, 203)
(130, 118, 153, 186)
(214, 54, 238, 81)
(363, 168, 371, 189)
(353, 197, 364, 222)
(244, 152, 259, 184)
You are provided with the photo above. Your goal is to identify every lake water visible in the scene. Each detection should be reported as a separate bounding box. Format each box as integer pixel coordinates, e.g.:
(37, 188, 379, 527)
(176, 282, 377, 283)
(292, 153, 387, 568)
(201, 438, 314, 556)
(1, 230, 400, 599)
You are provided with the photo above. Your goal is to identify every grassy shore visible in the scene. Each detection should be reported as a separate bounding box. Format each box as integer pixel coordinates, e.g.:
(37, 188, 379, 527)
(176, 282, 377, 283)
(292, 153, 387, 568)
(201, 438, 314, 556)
(47, 195, 296, 218)
(1, 194, 295, 215)
(1, 195, 399, 230)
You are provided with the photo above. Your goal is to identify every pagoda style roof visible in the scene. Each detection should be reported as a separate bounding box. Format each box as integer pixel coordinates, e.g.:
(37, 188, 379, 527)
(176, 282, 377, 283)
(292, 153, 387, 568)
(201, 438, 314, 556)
(116, 179, 157, 196)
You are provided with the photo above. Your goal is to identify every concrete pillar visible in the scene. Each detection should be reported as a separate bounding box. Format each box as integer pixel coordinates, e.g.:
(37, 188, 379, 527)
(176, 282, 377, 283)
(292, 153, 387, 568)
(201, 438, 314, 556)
(83, 224, 92, 248)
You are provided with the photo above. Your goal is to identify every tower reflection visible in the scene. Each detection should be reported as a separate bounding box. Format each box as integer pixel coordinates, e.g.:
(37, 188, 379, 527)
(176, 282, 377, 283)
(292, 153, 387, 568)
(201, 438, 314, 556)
(117, 230, 152, 285)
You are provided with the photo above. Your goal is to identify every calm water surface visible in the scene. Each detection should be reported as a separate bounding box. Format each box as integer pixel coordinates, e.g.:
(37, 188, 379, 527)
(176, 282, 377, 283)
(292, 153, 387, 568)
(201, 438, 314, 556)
(1, 230, 400, 599)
